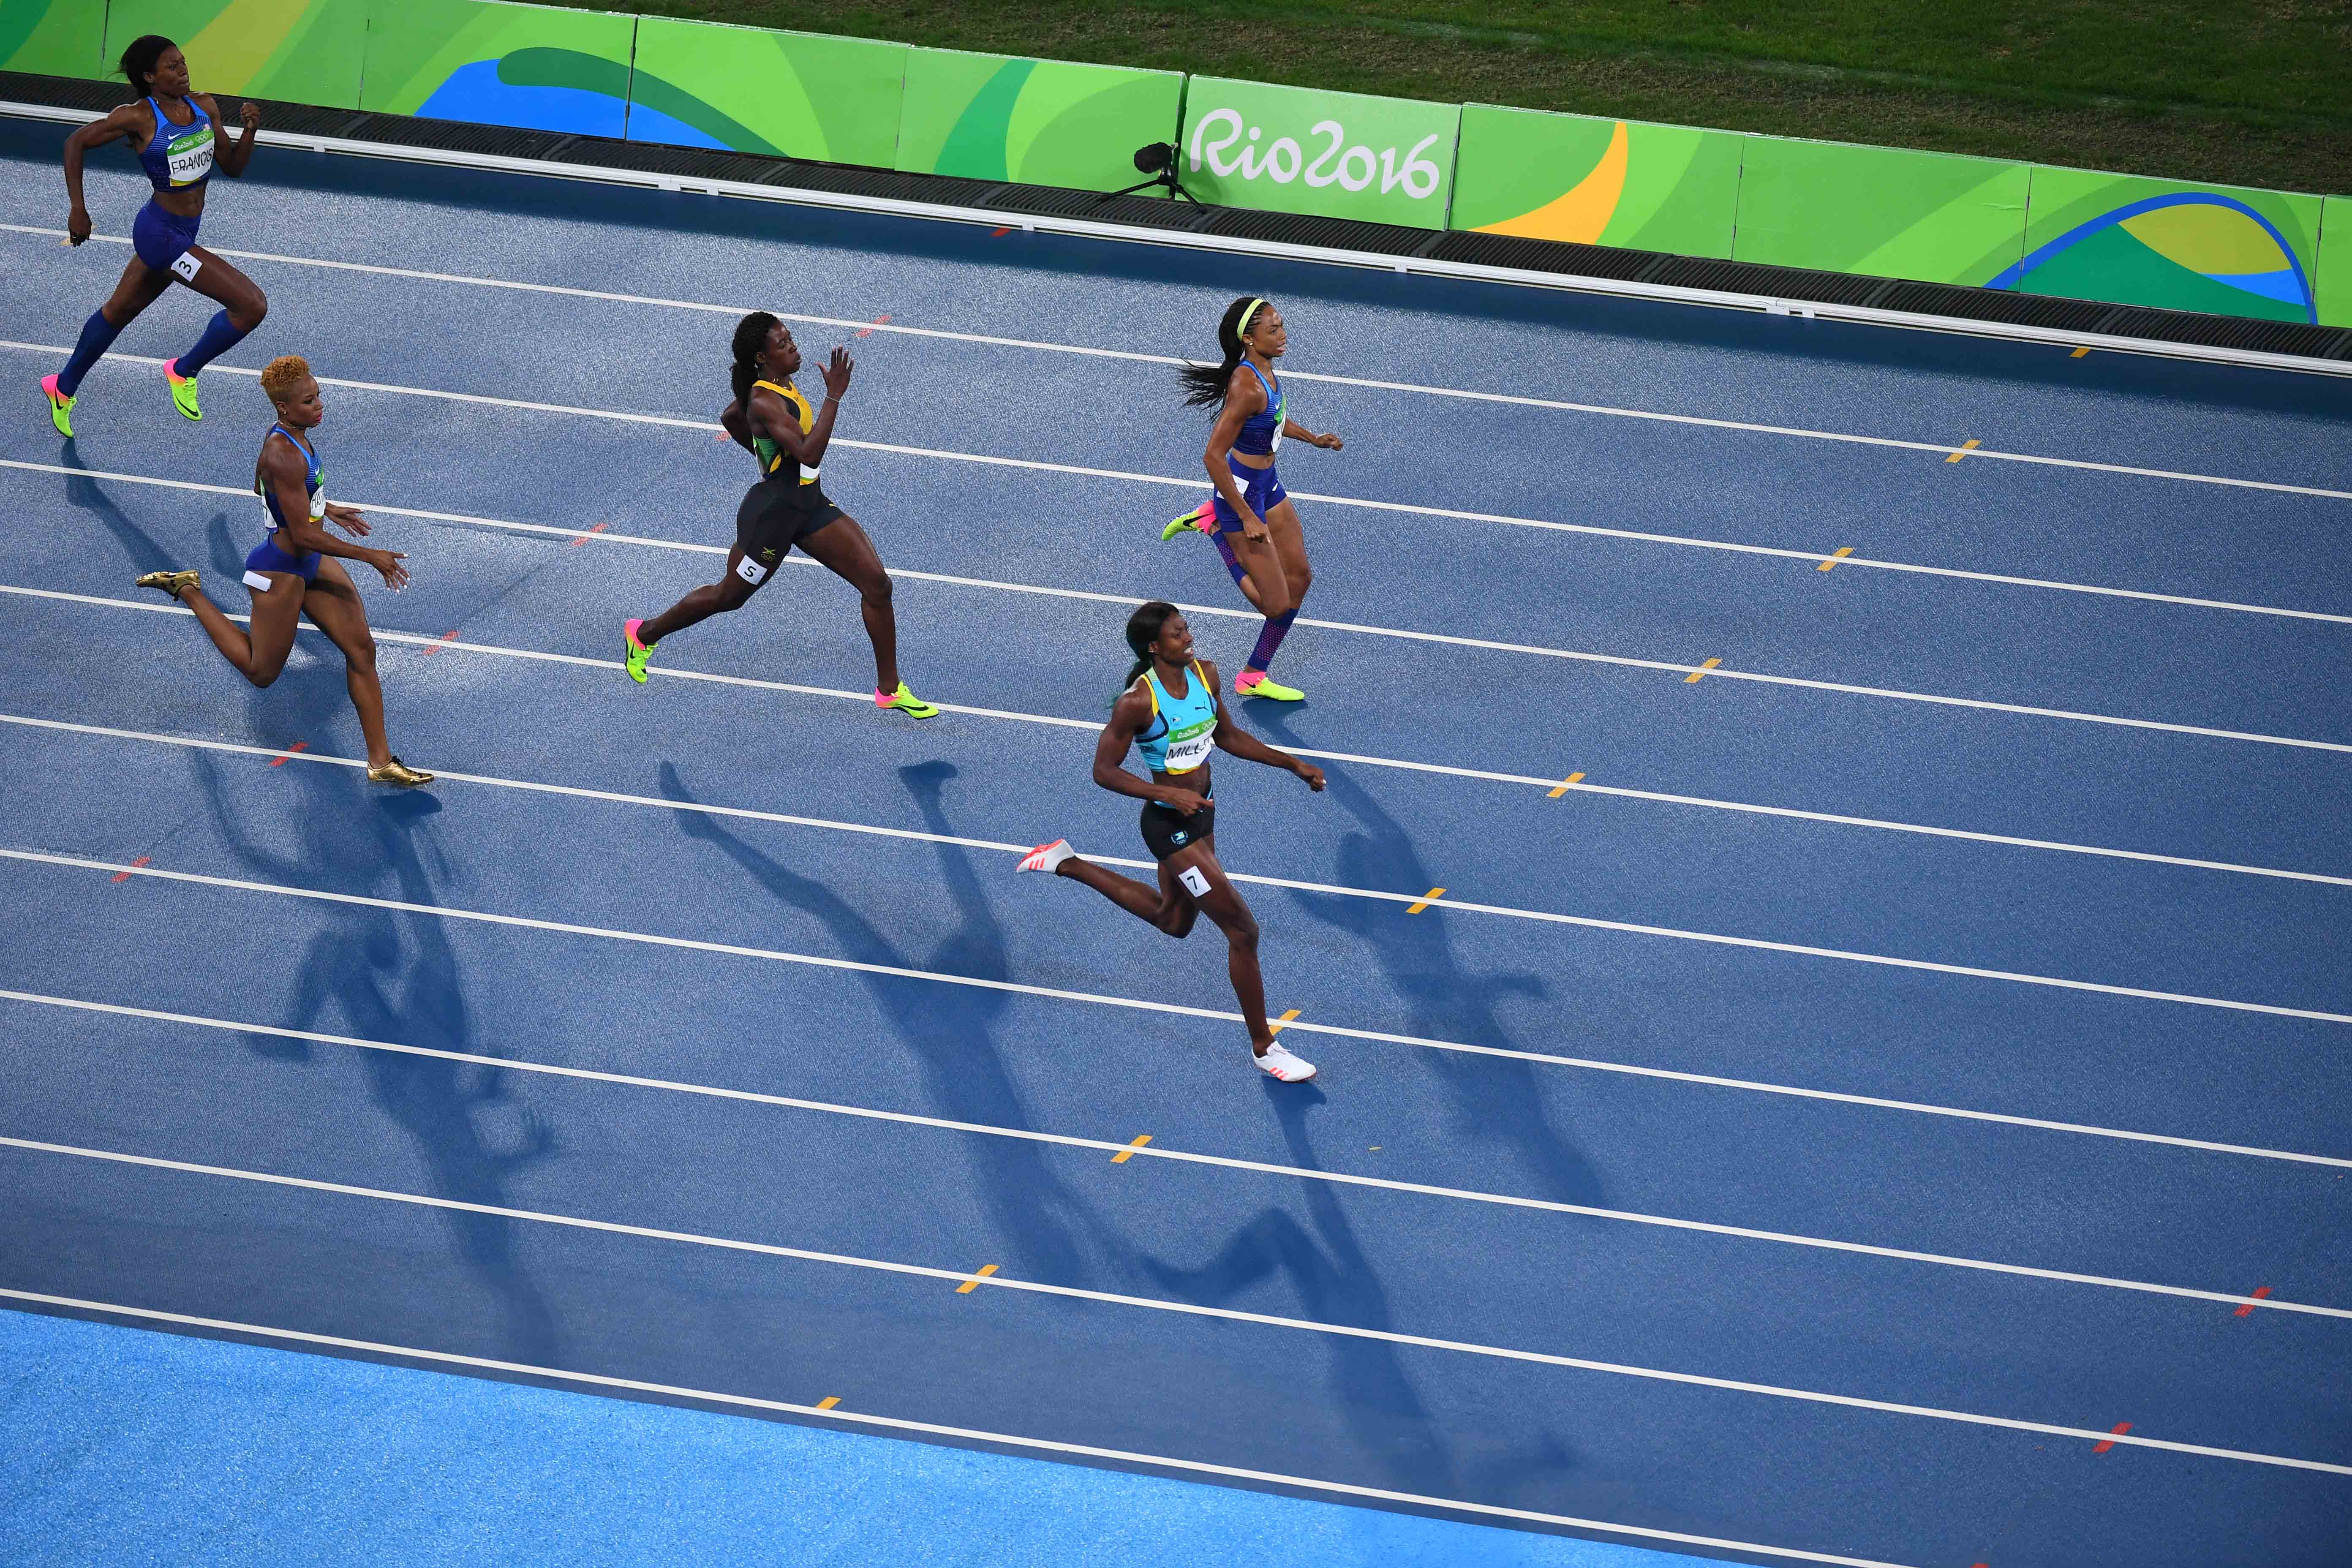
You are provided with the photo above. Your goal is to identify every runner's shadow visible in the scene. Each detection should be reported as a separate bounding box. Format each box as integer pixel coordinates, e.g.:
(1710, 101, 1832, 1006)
(1143, 1081, 1462, 1493)
(60, 463, 180, 575)
(194, 756, 563, 1363)
(657, 759, 1130, 1288)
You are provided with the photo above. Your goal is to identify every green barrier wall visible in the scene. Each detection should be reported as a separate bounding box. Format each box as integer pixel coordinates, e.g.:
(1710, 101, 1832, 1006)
(2003, 166, 2324, 324)
(104, 0, 367, 108)
(0, 0, 107, 79)
(361, 0, 634, 136)
(2319, 199, 2351, 329)
(1732, 136, 2029, 286)
(1450, 104, 1739, 259)
(895, 47, 1179, 191)
(626, 16, 902, 164)
(1179, 77, 1458, 229)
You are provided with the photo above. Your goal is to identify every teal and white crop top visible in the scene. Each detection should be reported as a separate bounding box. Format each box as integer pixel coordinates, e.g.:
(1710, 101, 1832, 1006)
(1132, 662, 1217, 784)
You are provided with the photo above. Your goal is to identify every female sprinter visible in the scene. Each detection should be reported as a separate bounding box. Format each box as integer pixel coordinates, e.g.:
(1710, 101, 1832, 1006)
(44, 35, 268, 435)
(133, 355, 431, 787)
(1162, 297, 1342, 701)
(1017, 601, 1325, 1081)
(624, 312, 937, 720)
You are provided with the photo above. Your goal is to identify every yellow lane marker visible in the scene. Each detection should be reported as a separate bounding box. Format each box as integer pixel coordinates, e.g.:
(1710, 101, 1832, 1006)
(1111, 1134, 1153, 1164)
(1683, 658, 1722, 684)
(1270, 1008, 1301, 1034)
(816, 1396, 841, 1410)
(1406, 887, 1446, 914)
(1945, 439, 1982, 464)
(2071, 346, 2092, 359)
(956, 1263, 999, 1294)
(1546, 770, 1586, 799)
(1816, 547, 1854, 572)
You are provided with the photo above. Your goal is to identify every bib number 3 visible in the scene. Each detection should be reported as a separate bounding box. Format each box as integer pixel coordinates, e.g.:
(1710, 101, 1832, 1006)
(169, 250, 202, 283)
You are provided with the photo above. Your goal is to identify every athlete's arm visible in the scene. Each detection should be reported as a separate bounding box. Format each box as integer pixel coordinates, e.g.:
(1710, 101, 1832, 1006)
(266, 438, 408, 588)
(1204, 661, 1325, 789)
(719, 398, 758, 456)
(323, 500, 371, 536)
(208, 95, 262, 177)
(1203, 369, 1270, 542)
(1281, 416, 1342, 451)
(1092, 686, 1210, 815)
(61, 103, 144, 245)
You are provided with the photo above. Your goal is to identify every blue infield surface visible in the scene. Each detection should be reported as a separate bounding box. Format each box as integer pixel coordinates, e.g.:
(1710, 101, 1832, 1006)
(1, 115, 2348, 1568)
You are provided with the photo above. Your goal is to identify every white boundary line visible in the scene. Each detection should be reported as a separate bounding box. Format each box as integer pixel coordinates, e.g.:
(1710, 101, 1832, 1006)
(6, 1135, 2346, 1476)
(4, 985, 2332, 1319)
(0, 1287, 1920, 1568)
(12, 841, 2352, 1050)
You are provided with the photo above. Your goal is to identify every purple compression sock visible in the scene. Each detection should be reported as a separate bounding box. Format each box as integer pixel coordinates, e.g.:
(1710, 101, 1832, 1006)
(57, 309, 124, 397)
(1243, 607, 1297, 674)
(1208, 529, 1250, 588)
(174, 310, 250, 378)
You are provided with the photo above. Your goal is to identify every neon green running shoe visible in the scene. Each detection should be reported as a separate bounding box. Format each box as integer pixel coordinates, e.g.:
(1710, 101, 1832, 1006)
(1160, 499, 1215, 542)
(164, 358, 201, 421)
(1235, 670, 1303, 701)
(623, 618, 654, 683)
(877, 681, 939, 720)
(41, 374, 74, 437)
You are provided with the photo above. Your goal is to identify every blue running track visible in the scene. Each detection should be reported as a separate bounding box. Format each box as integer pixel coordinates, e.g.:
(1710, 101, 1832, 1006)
(2, 114, 2349, 1568)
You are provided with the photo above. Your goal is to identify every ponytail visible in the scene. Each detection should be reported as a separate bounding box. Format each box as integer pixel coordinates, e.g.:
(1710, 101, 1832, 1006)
(1122, 600, 1181, 691)
(730, 310, 781, 407)
(1177, 295, 1266, 408)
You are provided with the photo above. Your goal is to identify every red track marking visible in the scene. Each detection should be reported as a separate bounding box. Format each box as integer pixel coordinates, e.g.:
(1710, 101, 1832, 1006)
(2235, 1285, 2275, 1317)
(854, 313, 893, 338)
(568, 522, 611, 547)
(111, 855, 150, 882)
(2092, 1421, 2133, 1454)
(990, 226, 1011, 237)
(268, 741, 308, 767)
(420, 631, 461, 656)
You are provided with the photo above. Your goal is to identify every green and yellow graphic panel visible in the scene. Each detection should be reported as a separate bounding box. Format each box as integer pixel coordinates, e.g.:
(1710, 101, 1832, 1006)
(626, 17, 904, 165)
(2318, 198, 2351, 329)
(361, 0, 635, 136)
(895, 47, 1180, 191)
(1, 0, 109, 79)
(102, 0, 368, 108)
(2004, 167, 2322, 323)
(1177, 77, 1459, 229)
(1733, 136, 2029, 286)
(1449, 104, 1740, 258)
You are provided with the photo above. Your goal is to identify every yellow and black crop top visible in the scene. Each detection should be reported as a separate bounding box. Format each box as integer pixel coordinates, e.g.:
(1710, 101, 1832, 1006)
(749, 378, 820, 485)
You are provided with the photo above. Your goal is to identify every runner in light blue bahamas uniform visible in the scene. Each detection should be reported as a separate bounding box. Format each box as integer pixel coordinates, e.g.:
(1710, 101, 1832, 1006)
(1017, 602, 1327, 1082)
(45, 34, 269, 435)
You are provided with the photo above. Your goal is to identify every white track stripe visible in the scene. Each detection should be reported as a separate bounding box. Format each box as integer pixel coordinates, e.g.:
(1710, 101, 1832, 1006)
(0, 1287, 1919, 1568)
(10, 361, 2351, 636)
(6, 1136, 2344, 1476)
(5, 986, 2332, 1319)
(11, 842, 2352, 1054)
(7, 227, 2347, 506)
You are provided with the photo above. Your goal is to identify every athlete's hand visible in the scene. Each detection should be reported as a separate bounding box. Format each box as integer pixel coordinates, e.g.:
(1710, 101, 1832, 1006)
(1311, 430, 1343, 451)
(327, 504, 370, 537)
(821, 346, 853, 401)
(1294, 763, 1326, 792)
(66, 205, 91, 245)
(239, 101, 261, 133)
(1159, 787, 1209, 817)
(370, 550, 410, 591)
(1240, 509, 1271, 543)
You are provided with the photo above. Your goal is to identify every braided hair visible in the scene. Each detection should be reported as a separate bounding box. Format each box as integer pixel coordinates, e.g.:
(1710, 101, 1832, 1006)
(730, 310, 782, 407)
(1176, 296, 1269, 408)
(1122, 600, 1181, 690)
(119, 35, 175, 93)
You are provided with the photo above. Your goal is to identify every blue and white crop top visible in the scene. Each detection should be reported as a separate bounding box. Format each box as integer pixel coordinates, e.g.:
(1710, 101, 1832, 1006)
(1133, 661, 1218, 780)
(1230, 362, 1284, 457)
(138, 95, 214, 192)
(256, 425, 324, 534)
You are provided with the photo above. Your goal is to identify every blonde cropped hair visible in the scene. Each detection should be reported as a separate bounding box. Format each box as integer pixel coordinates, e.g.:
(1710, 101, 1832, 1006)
(259, 354, 312, 404)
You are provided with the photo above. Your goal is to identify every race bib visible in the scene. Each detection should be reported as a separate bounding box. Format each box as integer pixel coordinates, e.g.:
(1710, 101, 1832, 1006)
(165, 125, 213, 187)
(1177, 865, 1211, 897)
(1269, 391, 1285, 453)
(169, 250, 202, 283)
(735, 555, 768, 585)
(1162, 717, 1216, 773)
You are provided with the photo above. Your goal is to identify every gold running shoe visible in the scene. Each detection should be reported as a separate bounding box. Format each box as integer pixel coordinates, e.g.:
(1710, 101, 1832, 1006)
(133, 569, 199, 600)
(367, 756, 435, 787)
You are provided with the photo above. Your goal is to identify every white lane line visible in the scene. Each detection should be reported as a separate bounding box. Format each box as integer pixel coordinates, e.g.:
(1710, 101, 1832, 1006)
(8, 228, 2348, 507)
(0, 1288, 1921, 1568)
(14, 842, 2352, 1056)
(6, 1135, 2344, 1476)
(7, 985, 2333, 1319)
(9, 363, 2349, 637)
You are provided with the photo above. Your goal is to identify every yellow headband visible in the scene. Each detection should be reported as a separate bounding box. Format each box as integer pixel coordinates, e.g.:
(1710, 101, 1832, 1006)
(1235, 298, 1266, 340)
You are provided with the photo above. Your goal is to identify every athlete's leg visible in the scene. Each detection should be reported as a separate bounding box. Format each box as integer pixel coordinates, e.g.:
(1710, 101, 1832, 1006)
(170, 245, 269, 366)
(796, 514, 901, 694)
(1263, 498, 1312, 615)
(1237, 498, 1310, 686)
(1163, 841, 1276, 1049)
(53, 261, 169, 402)
(1054, 852, 1200, 936)
(1224, 524, 1289, 620)
(634, 544, 762, 645)
(169, 569, 304, 685)
(299, 560, 392, 768)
